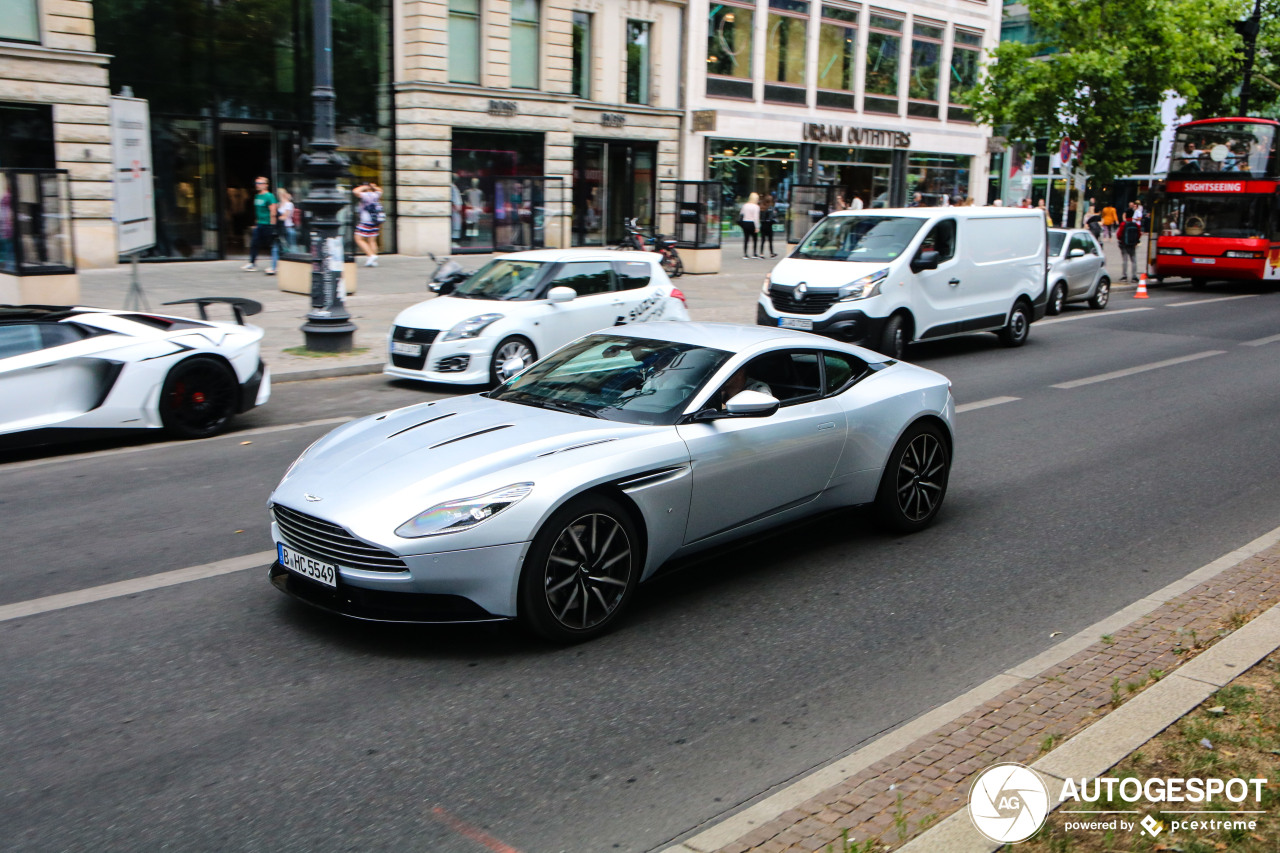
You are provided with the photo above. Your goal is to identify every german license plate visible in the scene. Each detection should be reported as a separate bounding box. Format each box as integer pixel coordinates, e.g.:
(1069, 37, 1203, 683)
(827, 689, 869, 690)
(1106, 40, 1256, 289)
(779, 317, 813, 331)
(277, 542, 337, 588)
(392, 341, 422, 356)
(1192, 258, 1215, 265)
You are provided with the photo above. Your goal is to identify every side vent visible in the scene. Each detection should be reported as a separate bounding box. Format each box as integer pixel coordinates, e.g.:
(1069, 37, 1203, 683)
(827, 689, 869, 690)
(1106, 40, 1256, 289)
(536, 438, 618, 458)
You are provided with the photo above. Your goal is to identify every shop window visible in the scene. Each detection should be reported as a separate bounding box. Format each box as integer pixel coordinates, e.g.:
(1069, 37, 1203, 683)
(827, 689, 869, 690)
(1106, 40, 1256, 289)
(448, 0, 481, 85)
(948, 29, 983, 123)
(572, 11, 592, 98)
(0, 103, 55, 169)
(766, 2, 808, 103)
(510, 0, 539, 90)
(707, 2, 753, 99)
(865, 12, 902, 115)
(908, 19, 943, 119)
(0, 0, 40, 42)
(818, 4, 858, 109)
(626, 20, 651, 105)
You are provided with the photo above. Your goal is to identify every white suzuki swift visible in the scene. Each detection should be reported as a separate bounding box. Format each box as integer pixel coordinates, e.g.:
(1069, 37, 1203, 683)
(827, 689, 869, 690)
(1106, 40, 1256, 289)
(385, 249, 691, 386)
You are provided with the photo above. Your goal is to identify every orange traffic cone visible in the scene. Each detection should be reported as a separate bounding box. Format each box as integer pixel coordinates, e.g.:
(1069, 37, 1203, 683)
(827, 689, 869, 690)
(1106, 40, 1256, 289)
(1134, 274, 1149, 299)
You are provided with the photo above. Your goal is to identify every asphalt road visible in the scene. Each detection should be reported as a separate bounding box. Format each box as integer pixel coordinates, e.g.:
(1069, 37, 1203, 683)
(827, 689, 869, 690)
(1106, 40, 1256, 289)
(3, 281, 1280, 853)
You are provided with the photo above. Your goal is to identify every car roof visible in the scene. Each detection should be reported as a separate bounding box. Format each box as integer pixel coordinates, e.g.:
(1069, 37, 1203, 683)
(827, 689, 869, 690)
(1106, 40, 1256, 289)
(826, 207, 1046, 220)
(601, 321, 887, 359)
(492, 248, 657, 263)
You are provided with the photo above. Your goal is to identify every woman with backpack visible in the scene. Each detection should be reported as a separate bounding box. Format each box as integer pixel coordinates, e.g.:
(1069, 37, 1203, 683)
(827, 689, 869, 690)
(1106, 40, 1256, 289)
(354, 181, 384, 267)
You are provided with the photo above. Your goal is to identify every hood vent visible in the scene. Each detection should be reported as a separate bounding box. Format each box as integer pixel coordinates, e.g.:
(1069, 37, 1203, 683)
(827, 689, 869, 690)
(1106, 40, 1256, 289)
(388, 411, 455, 439)
(537, 438, 618, 458)
(430, 424, 514, 449)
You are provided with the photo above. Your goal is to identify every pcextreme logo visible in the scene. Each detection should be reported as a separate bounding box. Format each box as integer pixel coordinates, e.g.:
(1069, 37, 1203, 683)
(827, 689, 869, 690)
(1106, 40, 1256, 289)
(968, 763, 1270, 844)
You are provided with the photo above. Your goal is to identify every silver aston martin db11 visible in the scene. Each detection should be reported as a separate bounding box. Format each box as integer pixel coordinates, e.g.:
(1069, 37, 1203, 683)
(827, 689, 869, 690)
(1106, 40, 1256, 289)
(268, 322, 955, 642)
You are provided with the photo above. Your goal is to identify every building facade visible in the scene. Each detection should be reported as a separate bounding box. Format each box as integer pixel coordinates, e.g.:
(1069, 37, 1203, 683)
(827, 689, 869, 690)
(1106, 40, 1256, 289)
(684, 0, 1001, 226)
(1, 0, 114, 270)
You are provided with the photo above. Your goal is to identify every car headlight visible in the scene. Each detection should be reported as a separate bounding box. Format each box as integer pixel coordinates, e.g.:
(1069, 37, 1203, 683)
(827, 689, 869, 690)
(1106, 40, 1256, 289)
(442, 313, 504, 341)
(1157, 247, 1185, 255)
(837, 268, 889, 301)
(395, 483, 533, 538)
(761, 273, 772, 295)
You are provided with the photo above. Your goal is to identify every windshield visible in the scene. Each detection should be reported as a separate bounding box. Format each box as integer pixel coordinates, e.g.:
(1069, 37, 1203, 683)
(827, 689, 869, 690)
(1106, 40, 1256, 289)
(1047, 232, 1067, 256)
(451, 259, 545, 300)
(1171, 122, 1276, 177)
(792, 215, 926, 262)
(1163, 194, 1269, 239)
(490, 334, 731, 425)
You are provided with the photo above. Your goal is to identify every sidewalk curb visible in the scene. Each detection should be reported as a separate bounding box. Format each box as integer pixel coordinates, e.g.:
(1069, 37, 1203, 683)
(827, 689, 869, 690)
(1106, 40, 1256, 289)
(273, 361, 386, 383)
(664, 524, 1280, 853)
(898, 601, 1280, 852)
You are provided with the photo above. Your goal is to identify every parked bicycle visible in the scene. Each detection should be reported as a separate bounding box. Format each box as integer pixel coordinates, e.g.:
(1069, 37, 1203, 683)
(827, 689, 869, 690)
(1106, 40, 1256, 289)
(614, 218, 684, 278)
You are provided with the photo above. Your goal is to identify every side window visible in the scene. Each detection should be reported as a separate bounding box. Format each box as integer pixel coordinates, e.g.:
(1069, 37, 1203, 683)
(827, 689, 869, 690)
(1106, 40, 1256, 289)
(918, 219, 957, 263)
(616, 260, 652, 290)
(552, 261, 615, 296)
(1071, 233, 1096, 255)
(0, 324, 43, 359)
(717, 349, 823, 408)
(821, 351, 869, 395)
(40, 323, 92, 348)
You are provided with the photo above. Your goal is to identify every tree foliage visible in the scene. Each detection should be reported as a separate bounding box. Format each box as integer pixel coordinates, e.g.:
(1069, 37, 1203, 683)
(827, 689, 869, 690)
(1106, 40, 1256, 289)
(973, 0, 1249, 182)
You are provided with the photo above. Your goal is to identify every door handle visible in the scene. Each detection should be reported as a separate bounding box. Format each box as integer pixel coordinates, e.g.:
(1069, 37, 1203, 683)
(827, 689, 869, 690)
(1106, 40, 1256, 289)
(818, 422, 836, 431)
(948, 278, 961, 287)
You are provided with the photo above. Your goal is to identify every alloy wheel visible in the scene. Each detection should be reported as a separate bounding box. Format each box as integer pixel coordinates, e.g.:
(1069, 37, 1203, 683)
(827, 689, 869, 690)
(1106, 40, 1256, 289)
(543, 513, 633, 631)
(494, 340, 534, 382)
(894, 433, 947, 522)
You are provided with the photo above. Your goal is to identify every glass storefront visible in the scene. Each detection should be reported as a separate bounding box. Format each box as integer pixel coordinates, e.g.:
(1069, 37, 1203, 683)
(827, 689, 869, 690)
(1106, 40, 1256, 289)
(706, 139, 799, 230)
(906, 152, 971, 205)
(816, 146, 893, 208)
(452, 129, 545, 253)
(572, 140, 656, 246)
(94, 0, 394, 261)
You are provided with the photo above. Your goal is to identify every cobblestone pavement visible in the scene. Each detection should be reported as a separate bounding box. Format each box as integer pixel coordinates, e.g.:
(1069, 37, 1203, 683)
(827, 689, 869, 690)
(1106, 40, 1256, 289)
(702, 543, 1280, 853)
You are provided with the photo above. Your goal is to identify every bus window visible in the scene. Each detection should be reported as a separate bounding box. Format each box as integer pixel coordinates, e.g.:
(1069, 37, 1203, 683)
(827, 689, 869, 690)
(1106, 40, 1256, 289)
(1171, 121, 1276, 177)
(1170, 195, 1268, 239)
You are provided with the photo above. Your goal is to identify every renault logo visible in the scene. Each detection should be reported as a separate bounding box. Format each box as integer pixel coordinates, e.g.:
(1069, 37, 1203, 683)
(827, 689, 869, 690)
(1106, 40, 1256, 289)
(304, 493, 323, 502)
(795, 282, 808, 301)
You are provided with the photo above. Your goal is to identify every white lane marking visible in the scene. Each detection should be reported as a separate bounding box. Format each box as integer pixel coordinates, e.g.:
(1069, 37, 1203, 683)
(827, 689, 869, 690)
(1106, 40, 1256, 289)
(1165, 294, 1259, 308)
(1052, 350, 1226, 390)
(0, 417, 353, 474)
(1242, 333, 1280, 347)
(0, 551, 275, 623)
(1037, 307, 1153, 325)
(956, 396, 1020, 413)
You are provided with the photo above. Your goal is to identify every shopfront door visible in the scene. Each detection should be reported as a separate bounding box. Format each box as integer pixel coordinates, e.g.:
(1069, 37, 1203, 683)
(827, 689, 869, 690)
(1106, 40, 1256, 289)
(573, 140, 657, 247)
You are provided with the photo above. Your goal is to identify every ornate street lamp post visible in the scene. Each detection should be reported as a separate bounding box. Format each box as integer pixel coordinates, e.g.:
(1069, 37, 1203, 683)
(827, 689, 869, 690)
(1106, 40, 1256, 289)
(299, 0, 356, 351)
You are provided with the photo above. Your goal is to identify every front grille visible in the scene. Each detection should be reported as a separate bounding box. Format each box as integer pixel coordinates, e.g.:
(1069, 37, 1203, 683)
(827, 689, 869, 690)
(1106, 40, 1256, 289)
(769, 285, 839, 315)
(435, 354, 470, 373)
(272, 504, 407, 573)
(390, 326, 439, 370)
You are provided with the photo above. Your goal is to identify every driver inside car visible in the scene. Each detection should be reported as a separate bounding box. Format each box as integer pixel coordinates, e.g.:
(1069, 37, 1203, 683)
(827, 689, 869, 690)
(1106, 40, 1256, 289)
(717, 366, 772, 410)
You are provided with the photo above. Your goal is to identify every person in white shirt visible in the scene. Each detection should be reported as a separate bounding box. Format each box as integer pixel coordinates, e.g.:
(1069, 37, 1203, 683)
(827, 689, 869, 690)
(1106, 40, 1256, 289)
(738, 192, 761, 259)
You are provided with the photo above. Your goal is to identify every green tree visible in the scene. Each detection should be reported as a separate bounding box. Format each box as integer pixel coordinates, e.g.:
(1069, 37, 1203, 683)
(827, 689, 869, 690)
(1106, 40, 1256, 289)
(973, 0, 1249, 183)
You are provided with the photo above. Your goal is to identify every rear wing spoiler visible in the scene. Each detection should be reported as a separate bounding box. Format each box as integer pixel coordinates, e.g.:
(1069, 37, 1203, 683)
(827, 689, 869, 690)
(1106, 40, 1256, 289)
(163, 297, 263, 326)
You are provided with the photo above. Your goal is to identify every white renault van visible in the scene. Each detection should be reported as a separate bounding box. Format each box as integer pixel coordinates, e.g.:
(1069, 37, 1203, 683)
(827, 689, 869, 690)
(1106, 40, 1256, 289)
(756, 208, 1048, 358)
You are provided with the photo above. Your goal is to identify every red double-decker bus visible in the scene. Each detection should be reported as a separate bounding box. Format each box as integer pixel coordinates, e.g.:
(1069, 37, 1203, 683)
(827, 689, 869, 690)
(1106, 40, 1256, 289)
(1151, 117, 1280, 285)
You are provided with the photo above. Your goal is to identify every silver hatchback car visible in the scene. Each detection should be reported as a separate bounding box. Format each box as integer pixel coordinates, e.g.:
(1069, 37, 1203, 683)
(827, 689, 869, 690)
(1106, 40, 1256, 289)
(1046, 228, 1111, 315)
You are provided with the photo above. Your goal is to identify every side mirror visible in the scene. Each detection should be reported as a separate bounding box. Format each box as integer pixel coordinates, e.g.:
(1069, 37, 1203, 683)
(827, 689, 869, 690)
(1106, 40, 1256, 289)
(911, 249, 940, 272)
(725, 389, 780, 417)
(547, 286, 576, 303)
(1068, 248, 1086, 259)
(499, 355, 526, 376)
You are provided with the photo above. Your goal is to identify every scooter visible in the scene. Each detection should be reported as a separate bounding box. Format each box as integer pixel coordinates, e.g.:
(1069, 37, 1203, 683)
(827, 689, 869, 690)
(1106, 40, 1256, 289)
(427, 252, 471, 295)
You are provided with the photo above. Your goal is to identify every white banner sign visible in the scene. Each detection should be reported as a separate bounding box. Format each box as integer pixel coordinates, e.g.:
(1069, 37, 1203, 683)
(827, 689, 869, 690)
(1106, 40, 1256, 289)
(110, 95, 155, 254)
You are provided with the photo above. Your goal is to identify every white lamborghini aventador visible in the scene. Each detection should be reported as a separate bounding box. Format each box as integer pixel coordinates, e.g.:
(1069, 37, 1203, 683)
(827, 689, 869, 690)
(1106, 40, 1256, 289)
(0, 297, 270, 445)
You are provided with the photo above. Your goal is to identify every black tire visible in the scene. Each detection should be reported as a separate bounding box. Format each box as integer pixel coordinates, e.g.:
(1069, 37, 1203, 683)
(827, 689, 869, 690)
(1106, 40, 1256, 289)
(489, 336, 537, 386)
(518, 494, 641, 643)
(1046, 282, 1067, 316)
(997, 300, 1032, 347)
(878, 314, 909, 359)
(159, 356, 239, 439)
(874, 421, 950, 534)
(1088, 276, 1111, 310)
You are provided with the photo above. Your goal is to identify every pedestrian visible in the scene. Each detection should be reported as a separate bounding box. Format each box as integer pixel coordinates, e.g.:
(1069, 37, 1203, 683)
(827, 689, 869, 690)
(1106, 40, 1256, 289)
(1101, 203, 1118, 240)
(242, 176, 277, 274)
(1133, 200, 1145, 228)
(1117, 210, 1142, 282)
(760, 194, 778, 258)
(354, 181, 383, 267)
(908, 191, 923, 207)
(276, 187, 297, 253)
(833, 191, 848, 212)
(738, 192, 760, 259)
(1035, 198, 1053, 227)
(848, 193, 864, 210)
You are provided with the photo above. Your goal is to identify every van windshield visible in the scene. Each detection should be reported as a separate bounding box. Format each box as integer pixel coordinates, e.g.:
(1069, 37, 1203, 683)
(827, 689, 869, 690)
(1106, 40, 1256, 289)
(792, 216, 926, 262)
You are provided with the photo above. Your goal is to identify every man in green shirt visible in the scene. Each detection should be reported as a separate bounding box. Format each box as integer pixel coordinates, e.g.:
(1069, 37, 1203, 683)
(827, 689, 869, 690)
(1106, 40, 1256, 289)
(242, 176, 278, 274)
